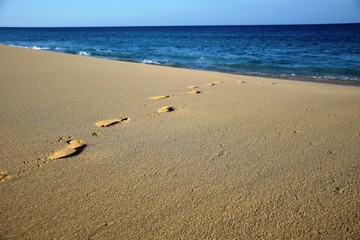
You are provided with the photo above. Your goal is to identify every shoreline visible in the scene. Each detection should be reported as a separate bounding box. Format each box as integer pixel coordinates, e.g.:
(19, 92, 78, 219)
(3, 44, 360, 86)
(1, 45, 359, 239)
(106, 55, 360, 86)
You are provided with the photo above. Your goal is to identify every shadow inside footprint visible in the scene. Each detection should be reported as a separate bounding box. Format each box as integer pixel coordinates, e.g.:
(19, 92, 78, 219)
(67, 144, 86, 158)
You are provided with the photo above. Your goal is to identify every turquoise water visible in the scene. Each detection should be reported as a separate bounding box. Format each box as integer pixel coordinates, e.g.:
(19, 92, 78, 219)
(1, 24, 359, 83)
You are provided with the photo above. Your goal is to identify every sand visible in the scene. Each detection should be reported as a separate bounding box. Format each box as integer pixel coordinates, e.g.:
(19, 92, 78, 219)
(0, 45, 359, 239)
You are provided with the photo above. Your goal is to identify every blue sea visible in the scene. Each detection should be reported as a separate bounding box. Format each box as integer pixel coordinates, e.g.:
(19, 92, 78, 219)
(1, 24, 360, 83)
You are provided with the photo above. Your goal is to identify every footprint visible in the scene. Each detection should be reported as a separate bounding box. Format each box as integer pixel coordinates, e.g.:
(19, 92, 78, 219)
(187, 85, 199, 89)
(48, 148, 77, 161)
(188, 89, 201, 94)
(0, 170, 12, 183)
(204, 81, 222, 86)
(150, 95, 169, 101)
(157, 106, 174, 113)
(48, 139, 86, 160)
(95, 118, 129, 127)
(237, 81, 246, 84)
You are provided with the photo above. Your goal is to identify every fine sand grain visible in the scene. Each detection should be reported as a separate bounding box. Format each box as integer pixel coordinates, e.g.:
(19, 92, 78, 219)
(0, 45, 359, 239)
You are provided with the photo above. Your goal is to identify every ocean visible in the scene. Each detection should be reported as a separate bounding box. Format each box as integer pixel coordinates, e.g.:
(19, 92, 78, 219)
(1, 24, 359, 83)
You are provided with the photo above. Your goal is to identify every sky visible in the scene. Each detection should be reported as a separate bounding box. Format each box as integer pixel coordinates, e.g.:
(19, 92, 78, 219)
(0, 0, 359, 27)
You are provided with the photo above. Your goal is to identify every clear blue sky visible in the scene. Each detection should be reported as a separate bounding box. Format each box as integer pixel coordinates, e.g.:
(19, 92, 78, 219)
(0, 0, 359, 27)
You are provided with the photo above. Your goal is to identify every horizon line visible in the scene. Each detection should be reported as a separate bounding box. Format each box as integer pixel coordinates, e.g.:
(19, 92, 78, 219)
(0, 22, 359, 28)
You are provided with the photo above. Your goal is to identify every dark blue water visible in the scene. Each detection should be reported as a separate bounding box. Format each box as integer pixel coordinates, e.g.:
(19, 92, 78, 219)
(1, 24, 360, 83)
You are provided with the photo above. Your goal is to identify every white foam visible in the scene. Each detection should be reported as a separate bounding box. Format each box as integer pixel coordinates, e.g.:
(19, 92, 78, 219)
(32, 46, 50, 50)
(9, 44, 29, 49)
(142, 60, 160, 65)
(77, 51, 91, 56)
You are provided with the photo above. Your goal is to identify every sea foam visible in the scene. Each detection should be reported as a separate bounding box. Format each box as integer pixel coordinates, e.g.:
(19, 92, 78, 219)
(142, 60, 160, 65)
(9, 45, 50, 50)
(77, 51, 91, 56)
(32, 46, 50, 50)
(9, 44, 29, 49)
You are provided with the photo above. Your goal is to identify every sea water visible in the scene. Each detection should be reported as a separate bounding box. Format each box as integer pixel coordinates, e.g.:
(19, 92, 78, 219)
(1, 24, 359, 83)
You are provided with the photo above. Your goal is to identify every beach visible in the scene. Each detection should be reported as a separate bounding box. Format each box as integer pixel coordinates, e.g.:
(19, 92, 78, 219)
(0, 44, 359, 238)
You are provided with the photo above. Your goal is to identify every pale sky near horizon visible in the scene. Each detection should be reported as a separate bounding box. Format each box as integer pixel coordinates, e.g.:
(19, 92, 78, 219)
(0, 0, 359, 27)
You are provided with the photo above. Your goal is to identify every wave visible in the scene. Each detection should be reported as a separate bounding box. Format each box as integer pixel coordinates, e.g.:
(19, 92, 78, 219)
(8, 44, 50, 50)
(234, 71, 360, 83)
(141, 59, 160, 65)
(32, 46, 50, 50)
(9, 44, 29, 49)
(77, 51, 91, 56)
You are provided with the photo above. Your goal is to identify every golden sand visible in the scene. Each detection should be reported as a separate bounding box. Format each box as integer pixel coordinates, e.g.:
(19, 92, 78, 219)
(0, 45, 359, 239)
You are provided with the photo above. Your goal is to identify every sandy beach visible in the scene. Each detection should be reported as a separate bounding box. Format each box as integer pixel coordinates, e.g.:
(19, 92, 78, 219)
(0, 44, 359, 239)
